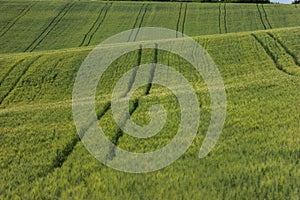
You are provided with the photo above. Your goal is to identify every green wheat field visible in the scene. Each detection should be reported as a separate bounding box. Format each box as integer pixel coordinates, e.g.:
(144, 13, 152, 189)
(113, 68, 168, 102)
(0, 0, 299, 199)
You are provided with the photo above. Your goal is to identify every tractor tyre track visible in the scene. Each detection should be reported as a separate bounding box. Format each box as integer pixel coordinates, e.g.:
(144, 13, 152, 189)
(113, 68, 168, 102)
(0, 59, 24, 86)
(133, 4, 149, 42)
(128, 4, 145, 42)
(181, 3, 188, 37)
(107, 45, 160, 161)
(261, 4, 272, 29)
(267, 32, 300, 67)
(251, 34, 292, 75)
(80, 3, 110, 46)
(0, 4, 33, 38)
(146, 44, 158, 95)
(176, 2, 183, 38)
(257, 4, 267, 30)
(52, 100, 111, 171)
(224, 3, 228, 33)
(80, 3, 112, 46)
(124, 45, 143, 97)
(218, 3, 222, 34)
(86, 3, 112, 46)
(24, 2, 75, 52)
(0, 56, 41, 105)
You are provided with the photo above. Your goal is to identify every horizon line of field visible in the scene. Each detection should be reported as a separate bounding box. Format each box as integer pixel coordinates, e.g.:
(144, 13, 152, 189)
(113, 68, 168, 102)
(2, 1, 300, 52)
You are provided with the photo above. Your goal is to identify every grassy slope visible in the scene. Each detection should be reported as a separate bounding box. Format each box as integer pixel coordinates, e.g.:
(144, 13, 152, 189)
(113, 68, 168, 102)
(0, 1, 300, 53)
(0, 25, 299, 199)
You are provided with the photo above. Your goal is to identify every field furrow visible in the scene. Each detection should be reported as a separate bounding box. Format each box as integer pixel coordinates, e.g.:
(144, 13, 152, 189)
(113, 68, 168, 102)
(24, 2, 75, 52)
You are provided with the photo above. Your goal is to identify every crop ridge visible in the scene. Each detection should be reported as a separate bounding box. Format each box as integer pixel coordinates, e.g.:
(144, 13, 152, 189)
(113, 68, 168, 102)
(0, 4, 33, 38)
(24, 2, 75, 52)
(267, 32, 300, 67)
(256, 4, 267, 30)
(251, 33, 292, 75)
(82, 2, 112, 46)
(0, 56, 41, 105)
(261, 4, 272, 29)
(181, 3, 188, 37)
(176, 2, 183, 38)
(133, 4, 149, 41)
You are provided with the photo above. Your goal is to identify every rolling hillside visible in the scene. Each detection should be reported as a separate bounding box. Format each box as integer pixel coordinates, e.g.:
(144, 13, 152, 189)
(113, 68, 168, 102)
(0, 0, 299, 199)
